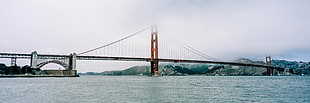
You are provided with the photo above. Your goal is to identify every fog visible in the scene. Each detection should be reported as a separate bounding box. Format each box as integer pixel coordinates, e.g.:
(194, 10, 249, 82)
(1, 0, 309, 72)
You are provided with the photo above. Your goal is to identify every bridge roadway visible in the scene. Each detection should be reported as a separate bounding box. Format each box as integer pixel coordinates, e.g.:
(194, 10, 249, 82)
(0, 53, 284, 70)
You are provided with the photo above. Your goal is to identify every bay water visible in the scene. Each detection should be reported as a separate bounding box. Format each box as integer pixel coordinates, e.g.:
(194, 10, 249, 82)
(1, 76, 309, 103)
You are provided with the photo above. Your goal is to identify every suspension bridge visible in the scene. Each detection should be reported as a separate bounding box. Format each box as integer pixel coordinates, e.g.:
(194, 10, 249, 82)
(0, 26, 284, 76)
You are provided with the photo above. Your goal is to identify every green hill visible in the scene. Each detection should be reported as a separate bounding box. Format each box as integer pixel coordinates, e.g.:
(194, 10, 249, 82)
(80, 58, 310, 76)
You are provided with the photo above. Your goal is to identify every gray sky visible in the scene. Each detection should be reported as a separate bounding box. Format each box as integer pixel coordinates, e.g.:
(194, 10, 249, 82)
(1, 0, 310, 72)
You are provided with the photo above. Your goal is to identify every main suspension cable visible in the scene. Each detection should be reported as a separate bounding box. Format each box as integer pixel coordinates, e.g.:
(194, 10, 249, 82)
(78, 26, 151, 55)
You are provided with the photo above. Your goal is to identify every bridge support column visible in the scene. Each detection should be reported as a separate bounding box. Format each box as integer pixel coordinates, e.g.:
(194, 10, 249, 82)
(11, 57, 17, 66)
(30, 51, 38, 69)
(266, 68, 274, 76)
(69, 53, 77, 70)
(150, 27, 159, 76)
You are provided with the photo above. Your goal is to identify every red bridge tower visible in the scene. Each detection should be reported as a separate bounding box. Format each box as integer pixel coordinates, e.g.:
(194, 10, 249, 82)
(150, 27, 159, 76)
(266, 56, 273, 76)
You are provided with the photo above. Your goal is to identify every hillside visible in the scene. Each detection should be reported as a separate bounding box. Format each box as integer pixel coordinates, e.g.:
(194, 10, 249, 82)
(79, 58, 310, 76)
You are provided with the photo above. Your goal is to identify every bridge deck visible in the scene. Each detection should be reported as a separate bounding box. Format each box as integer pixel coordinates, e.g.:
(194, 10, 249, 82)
(0, 53, 284, 70)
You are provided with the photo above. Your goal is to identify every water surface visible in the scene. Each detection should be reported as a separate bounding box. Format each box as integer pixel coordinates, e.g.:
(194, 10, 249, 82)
(0, 76, 309, 103)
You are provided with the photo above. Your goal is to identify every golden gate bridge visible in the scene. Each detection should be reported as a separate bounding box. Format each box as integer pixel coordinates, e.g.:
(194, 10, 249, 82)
(0, 26, 284, 76)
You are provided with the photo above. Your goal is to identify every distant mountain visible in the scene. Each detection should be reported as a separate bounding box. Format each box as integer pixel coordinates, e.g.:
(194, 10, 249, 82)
(79, 58, 310, 76)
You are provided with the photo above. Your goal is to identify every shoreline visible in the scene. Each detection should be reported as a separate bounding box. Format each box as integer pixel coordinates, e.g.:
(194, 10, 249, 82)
(0, 75, 79, 78)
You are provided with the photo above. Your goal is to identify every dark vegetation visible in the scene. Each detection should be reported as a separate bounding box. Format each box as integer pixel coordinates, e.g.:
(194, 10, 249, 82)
(0, 64, 38, 75)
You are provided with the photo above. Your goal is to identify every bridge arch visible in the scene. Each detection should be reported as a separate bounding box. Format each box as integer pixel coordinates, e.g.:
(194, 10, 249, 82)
(37, 60, 71, 70)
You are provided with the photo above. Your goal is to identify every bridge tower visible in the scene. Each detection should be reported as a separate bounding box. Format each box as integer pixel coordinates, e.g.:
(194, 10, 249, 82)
(69, 53, 77, 70)
(266, 56, 273, 76)
(150, 27, 159, 76)
(30, 51, 38, 69)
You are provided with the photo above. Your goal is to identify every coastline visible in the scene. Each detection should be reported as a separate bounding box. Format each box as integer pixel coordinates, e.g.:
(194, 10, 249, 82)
(0, 75, 79, 78)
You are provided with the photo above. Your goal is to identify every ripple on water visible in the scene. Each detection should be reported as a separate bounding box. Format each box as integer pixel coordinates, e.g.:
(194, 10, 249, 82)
(0, 76, 309, 103)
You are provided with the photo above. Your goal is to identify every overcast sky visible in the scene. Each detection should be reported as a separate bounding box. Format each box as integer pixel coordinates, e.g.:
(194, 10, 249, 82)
(1, 0, 309, 72)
